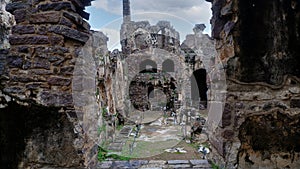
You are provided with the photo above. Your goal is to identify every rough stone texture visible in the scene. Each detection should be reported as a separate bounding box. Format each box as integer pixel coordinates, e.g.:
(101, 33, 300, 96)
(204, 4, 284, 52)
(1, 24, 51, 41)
(207, 0, 300, 168)
(0, 0, 101, 169)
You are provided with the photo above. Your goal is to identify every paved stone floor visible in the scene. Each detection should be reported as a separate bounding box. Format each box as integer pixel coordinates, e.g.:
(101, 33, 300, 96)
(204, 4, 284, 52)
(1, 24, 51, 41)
(97, 159, 211, 169)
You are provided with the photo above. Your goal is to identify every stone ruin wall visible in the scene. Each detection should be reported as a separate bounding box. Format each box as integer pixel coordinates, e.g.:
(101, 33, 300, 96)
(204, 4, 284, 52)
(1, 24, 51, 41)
(1, 0, 300, 168)
(207, 0, 300, 168)
(0, 0, 110, 168)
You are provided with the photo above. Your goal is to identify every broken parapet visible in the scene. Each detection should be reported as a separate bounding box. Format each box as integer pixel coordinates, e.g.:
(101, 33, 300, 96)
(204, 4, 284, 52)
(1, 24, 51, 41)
(121, 20, 180, 54)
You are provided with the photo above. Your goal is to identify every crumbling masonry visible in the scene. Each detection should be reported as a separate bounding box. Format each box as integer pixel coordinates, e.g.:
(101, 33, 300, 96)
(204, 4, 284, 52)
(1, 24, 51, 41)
(0, 0, 299, 169)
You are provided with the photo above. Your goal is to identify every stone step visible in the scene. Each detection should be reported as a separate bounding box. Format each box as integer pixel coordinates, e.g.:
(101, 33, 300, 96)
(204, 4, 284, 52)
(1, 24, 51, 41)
(97, 159, 211, 169)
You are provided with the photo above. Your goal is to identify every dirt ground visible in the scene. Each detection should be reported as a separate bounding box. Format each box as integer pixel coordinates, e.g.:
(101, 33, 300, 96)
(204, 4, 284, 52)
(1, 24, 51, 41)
(134, 140, 203, 160)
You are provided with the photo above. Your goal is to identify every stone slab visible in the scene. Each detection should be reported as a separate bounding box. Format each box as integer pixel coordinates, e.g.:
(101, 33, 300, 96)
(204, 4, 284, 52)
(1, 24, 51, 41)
(167, 160, 189, 165)
(168, 164, 191, 168)
(189, 160, 209, 166)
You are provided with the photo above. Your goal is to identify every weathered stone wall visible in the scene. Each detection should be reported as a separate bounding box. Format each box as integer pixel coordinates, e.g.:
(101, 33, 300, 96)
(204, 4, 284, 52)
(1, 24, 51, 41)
(207, 0, 300, 168)
(0, 0, 108, 168)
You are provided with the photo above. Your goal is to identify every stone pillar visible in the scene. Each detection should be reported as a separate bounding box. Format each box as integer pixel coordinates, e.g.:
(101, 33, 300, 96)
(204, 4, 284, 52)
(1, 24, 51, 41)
(123, 0, 131, 23)
(0, 0, 102, 168)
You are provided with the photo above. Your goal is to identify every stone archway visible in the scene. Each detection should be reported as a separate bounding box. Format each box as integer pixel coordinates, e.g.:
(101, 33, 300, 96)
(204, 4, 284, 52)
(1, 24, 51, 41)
(129, 70, 178, 112)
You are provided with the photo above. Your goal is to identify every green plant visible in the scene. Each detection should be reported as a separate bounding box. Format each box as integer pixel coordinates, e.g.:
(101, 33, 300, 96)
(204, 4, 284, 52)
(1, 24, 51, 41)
(97, 146, 130, 162)
(116, 124, 123, 131)
(101, 107, 108, 117)
(95, 88, 99, 96)
(98, 147, 108, 162)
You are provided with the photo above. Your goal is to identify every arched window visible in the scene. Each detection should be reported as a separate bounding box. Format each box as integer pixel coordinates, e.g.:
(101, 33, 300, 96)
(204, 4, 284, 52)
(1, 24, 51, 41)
(162, 59, 174, 72)
(140, 59, 157, 73)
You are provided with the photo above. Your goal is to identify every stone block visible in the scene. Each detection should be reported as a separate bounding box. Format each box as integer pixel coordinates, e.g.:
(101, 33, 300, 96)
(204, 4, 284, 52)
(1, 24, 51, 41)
(26, 83, 42, 90)
(148, 160, 166, 164)
(112, 161, 131, 168)
(11, 75, 35, 83)
(168, 164, 191, 168)
(48, 25, 89, 43)
(49, 35, 64, 46)
(12, 25, 35, 34)
(60, 66, 74, 75)
(38, 2, 76, 12)
(70, 0, 85, 8)
(36, 25, 48, 35)
(97, 161, 112, 169)
(77, 10, 90, 20)
(189, 160, 209, 166)
(9, 35, 49, 45)
(3, 86, 24, 94)
(63, 12, 91, 31)
(13, 9, 27, 23)
(30, 69, 52, 75)
(40, 91, 73, 106)
(48, 77, 71, 86)
(33, 58, 50, 70)
(17, 46, 29, 53)
(6, 2, 29, 13)
(167, 160, 189, 165)
(129, 160, 148, 167)
(59, 16, 74, 28)
(29, 11, 62, 23)
(7, 55, 23, 68)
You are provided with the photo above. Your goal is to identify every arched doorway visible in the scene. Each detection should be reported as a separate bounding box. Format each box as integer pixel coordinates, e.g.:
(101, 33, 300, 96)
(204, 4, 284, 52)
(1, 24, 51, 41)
(191, 68, 208, 109)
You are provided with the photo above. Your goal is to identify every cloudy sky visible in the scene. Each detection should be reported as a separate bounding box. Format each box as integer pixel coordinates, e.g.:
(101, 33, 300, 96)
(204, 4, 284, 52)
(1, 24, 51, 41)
(86, 0, 212, 50)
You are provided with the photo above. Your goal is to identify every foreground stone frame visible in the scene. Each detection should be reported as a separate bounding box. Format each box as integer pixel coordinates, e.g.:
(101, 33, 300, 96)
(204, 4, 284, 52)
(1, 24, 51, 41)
(207, 0, 300, 168)
(0, 0, 100, 168)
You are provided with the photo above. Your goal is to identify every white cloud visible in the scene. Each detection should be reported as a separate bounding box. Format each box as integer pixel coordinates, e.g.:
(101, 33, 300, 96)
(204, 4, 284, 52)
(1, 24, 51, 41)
(90, 0, 212, 49)
(91, 0, 212, 25)
(94, 28, 121, 50)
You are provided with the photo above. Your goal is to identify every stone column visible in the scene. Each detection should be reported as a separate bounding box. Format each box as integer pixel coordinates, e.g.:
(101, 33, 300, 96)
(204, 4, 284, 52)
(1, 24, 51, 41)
(123, 0, 131, 23)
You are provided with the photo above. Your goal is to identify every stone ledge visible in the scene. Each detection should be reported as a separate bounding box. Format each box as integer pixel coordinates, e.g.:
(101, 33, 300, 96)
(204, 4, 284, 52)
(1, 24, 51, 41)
(48, 25, 89, 43)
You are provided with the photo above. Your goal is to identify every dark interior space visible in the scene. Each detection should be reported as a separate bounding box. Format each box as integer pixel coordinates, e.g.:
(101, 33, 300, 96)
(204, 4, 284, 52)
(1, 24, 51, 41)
(191, 69, 208, 107)
(0, 101, 78, 169)
(233, 0, 300, 84)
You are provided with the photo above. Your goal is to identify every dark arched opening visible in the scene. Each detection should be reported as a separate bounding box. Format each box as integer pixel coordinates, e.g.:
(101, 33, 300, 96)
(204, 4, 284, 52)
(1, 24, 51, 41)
(191, 68, 208, 109)
(140, 59, 157, 73)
